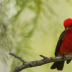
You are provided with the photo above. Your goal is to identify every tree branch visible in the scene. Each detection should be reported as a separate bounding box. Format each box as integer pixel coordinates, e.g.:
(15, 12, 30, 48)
(9, 53, 72, 72)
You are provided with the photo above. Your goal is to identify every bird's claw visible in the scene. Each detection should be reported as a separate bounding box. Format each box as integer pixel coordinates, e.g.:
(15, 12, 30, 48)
(62, 54, 65, 60)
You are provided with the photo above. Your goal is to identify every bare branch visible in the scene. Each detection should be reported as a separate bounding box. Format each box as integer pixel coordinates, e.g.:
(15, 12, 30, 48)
(9, 53, 72, 72)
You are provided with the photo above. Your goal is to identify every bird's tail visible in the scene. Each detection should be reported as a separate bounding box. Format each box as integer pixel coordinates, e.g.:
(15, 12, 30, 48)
(50, 61, 64, 70)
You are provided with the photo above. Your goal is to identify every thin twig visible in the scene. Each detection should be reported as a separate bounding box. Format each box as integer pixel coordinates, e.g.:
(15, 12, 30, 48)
(9, 53, 26, 63)
(40, 55, 47, 59)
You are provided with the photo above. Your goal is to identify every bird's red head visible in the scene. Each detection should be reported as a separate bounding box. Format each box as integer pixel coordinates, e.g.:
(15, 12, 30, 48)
(63, 18, 72, 31)
(64, 18, 72, 28)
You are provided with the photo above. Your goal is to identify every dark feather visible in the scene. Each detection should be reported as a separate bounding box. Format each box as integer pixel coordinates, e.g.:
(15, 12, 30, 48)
(55, 31, 66, 56)
(57, 61, 64, 70)
(51, 31, 66, 70)
(51, 61, 64, 70)
(66, 60, 71, 64)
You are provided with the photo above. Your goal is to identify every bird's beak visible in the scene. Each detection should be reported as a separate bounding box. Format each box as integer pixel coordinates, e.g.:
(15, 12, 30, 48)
(65, 27, 70, 30)
(65, 23, 72, 30)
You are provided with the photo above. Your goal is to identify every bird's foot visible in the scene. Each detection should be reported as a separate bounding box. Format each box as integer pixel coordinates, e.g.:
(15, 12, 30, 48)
(62, 54, 65, 60)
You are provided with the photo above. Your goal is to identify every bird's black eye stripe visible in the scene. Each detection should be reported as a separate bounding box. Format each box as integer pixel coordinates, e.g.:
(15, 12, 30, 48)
(70, 23, 72, 27)
(71, 23, 72, 27)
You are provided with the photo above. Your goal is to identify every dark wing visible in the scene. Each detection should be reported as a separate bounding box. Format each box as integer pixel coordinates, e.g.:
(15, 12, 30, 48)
(55, 31, 66, 56)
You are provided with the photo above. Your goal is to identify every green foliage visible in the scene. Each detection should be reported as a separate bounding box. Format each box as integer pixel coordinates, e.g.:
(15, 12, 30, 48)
(1, 0, 72, 72)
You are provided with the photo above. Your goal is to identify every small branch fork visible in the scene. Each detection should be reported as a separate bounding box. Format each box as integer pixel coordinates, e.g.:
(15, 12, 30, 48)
(9, 53, 26, 63)
(9, 53, 72, 72)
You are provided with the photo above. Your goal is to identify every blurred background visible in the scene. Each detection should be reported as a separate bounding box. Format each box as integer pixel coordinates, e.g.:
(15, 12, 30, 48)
(1, 0, 72, 72)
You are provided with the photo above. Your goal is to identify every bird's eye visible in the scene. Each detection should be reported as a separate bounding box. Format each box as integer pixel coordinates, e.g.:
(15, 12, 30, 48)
(69, 23, 72, 27)
(71, 23, 72, 26)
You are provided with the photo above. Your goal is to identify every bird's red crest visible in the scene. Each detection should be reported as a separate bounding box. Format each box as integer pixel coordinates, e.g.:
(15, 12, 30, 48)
(63, 18, 72, 28)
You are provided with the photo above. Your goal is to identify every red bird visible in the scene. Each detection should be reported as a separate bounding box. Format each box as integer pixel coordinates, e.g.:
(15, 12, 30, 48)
(51, 18, 72, 70)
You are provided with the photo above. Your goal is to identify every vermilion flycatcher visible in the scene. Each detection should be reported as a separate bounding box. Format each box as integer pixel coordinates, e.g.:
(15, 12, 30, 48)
(51, 18, 72, 70)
